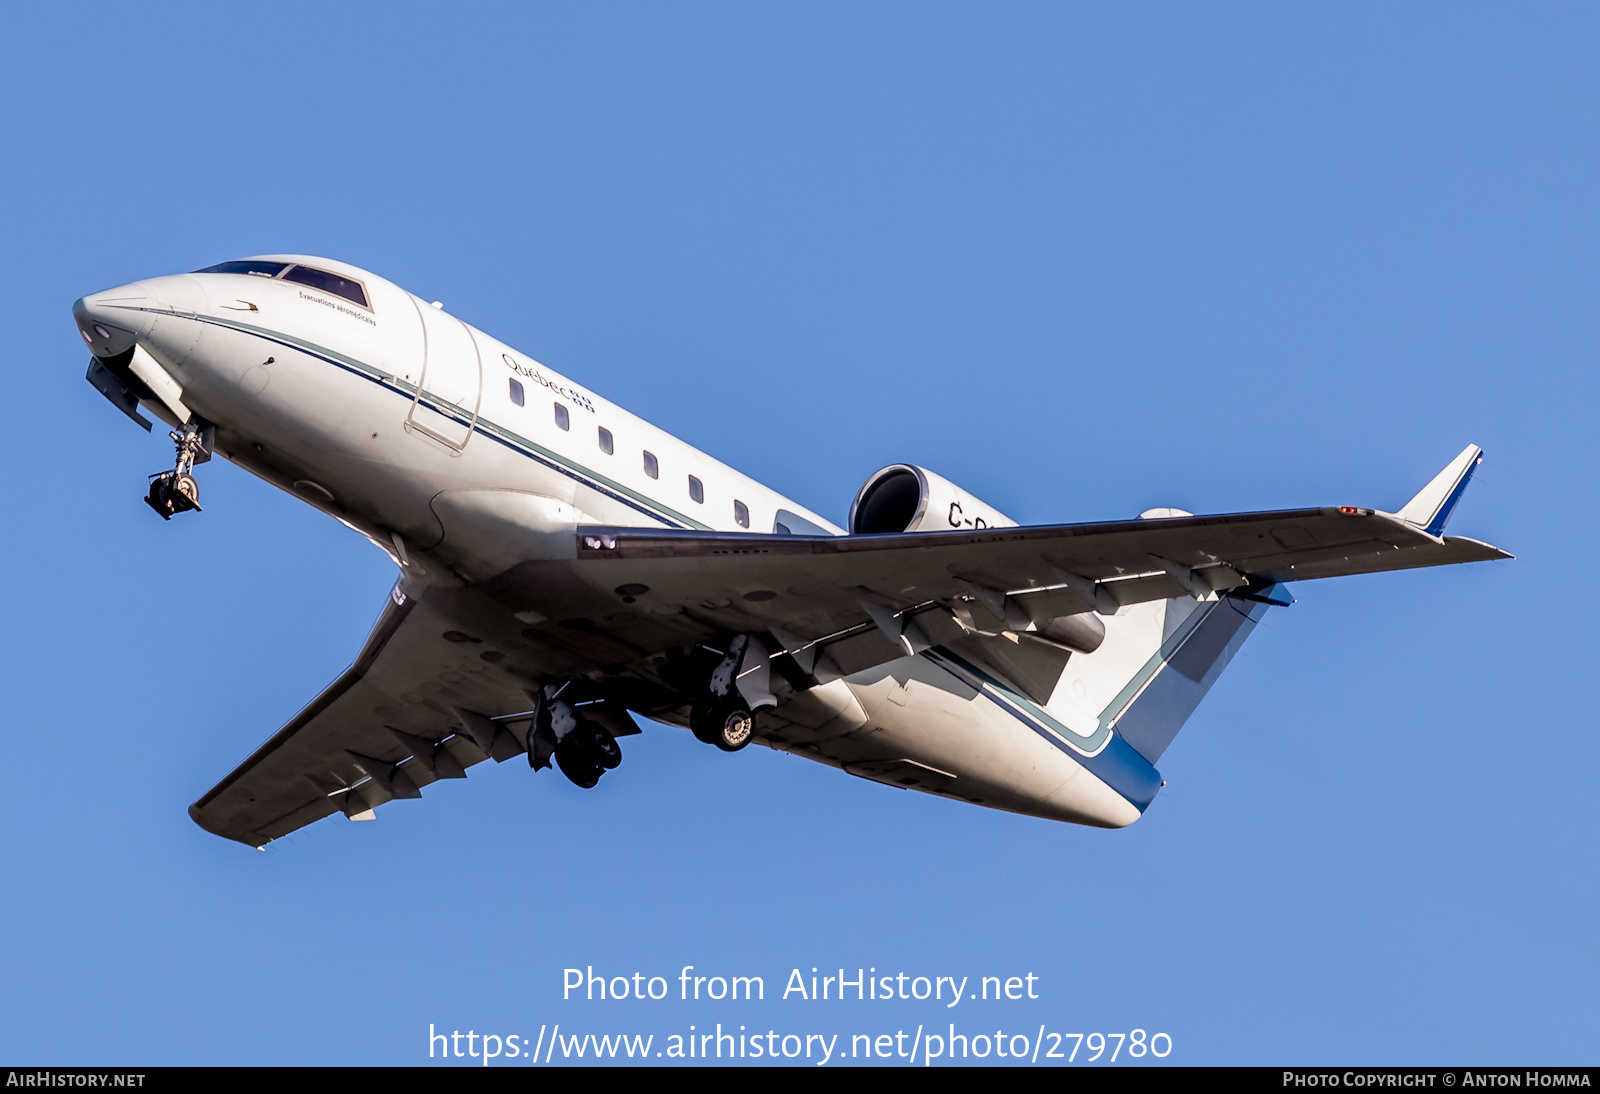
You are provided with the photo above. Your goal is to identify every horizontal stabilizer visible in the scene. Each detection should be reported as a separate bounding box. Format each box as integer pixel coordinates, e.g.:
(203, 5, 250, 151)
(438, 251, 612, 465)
(1397, 444, 1482, 536)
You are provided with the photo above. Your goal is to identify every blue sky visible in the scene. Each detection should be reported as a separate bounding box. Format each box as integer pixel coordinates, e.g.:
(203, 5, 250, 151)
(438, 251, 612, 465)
(1, 2, 1594, 1065)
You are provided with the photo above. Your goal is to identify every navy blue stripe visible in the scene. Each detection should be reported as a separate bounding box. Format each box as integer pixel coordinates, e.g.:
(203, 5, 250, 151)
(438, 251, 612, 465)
(989, 702, 1162, 811)
(922, 649, 1163, 811)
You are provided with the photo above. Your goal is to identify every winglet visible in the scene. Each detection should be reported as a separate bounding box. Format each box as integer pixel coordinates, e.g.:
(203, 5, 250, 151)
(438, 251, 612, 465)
(1396, 444, 1483, 536)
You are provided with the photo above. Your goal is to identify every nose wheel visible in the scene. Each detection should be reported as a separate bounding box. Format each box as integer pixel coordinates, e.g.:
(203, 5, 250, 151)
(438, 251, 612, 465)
(146, 471, 201, 519)
(144, 422, 210, 520)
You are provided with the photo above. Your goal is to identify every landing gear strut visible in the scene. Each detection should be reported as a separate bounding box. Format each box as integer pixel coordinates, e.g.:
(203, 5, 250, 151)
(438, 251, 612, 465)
(145, 421, 210, 520)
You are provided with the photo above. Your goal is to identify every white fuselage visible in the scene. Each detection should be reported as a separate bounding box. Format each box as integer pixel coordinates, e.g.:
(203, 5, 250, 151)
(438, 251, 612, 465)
(76, 255, 1217, 829)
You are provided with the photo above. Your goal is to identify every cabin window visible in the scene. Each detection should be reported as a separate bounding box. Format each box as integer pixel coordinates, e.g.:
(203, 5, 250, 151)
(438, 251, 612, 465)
(554, 403, 570, 431)
(195, 260, 289, 278)
(734, 500, 750, 528)
(598, 427, 614, 455)
(688, 475, 704, 504)
(281, 265, 370, 308)
(509, 378, 525, 406)
(643, 451, 659, 479)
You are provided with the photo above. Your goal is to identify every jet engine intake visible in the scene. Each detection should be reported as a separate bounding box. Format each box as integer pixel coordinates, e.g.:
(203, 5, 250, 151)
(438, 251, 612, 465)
(848, 464, 1017, 534)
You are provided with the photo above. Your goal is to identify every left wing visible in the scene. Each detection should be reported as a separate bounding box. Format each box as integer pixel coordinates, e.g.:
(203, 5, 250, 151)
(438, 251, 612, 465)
(189, 584, 642, 847)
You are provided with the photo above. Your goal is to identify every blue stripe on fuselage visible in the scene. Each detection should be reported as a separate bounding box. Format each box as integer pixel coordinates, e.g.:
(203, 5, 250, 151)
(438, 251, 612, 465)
(922, 648, 1163, 811)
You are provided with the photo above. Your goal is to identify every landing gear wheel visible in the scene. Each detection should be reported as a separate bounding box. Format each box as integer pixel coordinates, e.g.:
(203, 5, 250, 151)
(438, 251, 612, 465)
(173, 472, 200, 507)
(582, 722, 622, 770)
(553, 721, 621, 787)
(691, 698, 755, 751)
(711, 703, 754, 752)
(690, 698, 721, 745)
(144, 471, 203, 520)
(554, 740, 601, 789)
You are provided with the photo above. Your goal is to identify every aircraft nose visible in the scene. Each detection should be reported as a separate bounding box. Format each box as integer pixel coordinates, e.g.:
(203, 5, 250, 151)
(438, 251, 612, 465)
(73, 282, 154, 358)
(73, 274, 208, 360)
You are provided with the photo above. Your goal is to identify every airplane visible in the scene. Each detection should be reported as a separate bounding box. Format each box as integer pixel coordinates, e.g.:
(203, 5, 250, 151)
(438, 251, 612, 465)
(72, 255, 1511, 848)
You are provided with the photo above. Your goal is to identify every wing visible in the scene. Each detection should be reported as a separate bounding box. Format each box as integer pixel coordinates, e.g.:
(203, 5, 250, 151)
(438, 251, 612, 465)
(188, 583, 642, 847)
(481, 504, 1509, 684)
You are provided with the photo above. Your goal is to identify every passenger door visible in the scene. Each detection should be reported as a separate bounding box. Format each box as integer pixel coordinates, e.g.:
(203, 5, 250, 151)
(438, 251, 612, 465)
(405, 299, 482, 451)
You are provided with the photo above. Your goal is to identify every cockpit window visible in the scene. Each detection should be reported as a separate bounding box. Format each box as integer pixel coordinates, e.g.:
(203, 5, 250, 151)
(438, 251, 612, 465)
(195, 260, 289, 278)
(282, 265, 370, 308)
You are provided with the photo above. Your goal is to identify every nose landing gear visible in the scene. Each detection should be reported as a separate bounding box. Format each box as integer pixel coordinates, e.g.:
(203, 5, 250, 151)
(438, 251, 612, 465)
(144, 422, 211, 520)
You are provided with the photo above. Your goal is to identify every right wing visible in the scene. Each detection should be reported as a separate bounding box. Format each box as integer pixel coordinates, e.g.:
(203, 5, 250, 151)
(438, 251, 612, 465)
(492, 503, 1508, 679)
(513, 445, 1504, 657)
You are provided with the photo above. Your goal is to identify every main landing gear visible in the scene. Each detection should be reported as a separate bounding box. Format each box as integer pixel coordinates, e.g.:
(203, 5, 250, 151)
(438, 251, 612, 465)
(528, 684, 623, 789)
(523, 634, 777, 788)
(145, 421, 210, 520)
(688, 634, 774, 752)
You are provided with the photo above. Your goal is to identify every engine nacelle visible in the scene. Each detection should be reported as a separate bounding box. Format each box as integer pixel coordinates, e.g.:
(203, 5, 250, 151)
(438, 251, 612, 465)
(848, 464, 1018, 534)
